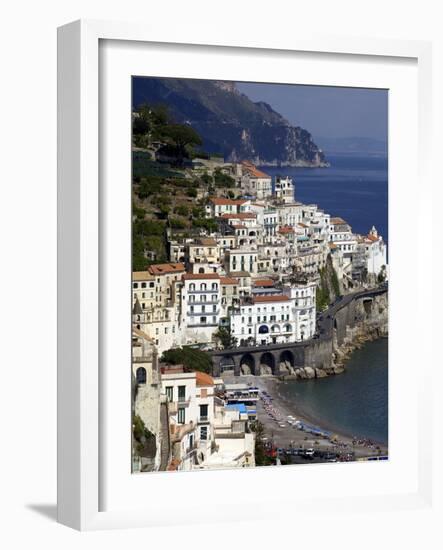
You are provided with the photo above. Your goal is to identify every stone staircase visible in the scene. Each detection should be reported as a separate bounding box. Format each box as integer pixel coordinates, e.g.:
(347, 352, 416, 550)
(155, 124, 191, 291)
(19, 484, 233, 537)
(159, 402, 170, 471)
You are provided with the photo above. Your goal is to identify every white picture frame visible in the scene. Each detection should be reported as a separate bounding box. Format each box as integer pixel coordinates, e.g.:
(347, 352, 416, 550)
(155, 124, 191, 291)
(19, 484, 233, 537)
(57, 19, 433, 531)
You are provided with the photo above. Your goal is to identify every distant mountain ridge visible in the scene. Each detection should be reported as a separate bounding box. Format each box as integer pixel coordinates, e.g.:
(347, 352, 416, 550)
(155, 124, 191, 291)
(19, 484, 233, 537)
(133, 78, 328, 167)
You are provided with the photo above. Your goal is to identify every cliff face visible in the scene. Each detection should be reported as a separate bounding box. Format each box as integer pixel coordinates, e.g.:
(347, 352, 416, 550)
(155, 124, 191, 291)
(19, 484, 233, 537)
(132, 78, 328, 167)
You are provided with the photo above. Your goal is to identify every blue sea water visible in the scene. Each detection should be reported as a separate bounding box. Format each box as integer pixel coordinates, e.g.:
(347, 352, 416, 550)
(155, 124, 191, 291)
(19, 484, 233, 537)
(278, 338, 389, 445)
(262, 153, 388, 243)
(263, 154, 389, 444)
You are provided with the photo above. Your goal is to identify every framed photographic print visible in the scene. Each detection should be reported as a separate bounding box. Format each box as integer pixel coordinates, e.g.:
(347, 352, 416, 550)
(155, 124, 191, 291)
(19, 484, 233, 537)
(57, 19, 433, 530)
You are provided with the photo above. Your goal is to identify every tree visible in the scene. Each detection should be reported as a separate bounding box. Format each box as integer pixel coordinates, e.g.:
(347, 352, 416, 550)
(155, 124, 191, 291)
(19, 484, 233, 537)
(161, 346, 212, 374)
(377, 265, 387, 284)
(214, 327, 237, 349)
(249, 420, 272, 466)
(160, 124, 203, 164)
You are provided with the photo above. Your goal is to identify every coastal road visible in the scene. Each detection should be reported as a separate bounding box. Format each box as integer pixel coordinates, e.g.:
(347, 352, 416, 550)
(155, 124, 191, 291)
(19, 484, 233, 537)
(316, 283, 388, 341)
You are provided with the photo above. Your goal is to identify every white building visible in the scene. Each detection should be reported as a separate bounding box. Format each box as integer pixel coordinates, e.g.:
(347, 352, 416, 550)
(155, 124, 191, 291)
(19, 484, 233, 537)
(240, 161, 272, 199)
(329, 217, 358, 262)
(205, 197, 250, 218)
(225, 248, 258, 275)
(161, 368, 216, 471)
(181, 273, 221, 344)
(230, 283, 316, 347)
(274, 176, 295, 204)
(361, 226, 388, 276)
(132, 328, 161, 472)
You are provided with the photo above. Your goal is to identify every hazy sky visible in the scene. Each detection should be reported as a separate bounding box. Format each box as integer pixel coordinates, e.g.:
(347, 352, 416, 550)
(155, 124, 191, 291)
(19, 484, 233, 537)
(237, 82, 388, 145)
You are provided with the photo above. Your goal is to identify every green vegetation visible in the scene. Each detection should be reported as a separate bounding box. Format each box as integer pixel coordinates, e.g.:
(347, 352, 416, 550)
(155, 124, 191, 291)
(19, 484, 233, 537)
(193, 217, 218, 233)
(132, 219, 167, 270)
(161, 346, 212, 374)
(249, 420, 273, 466)
(214, 169, 235, 188)
(331, 266, 340, 297)
(214, 327, 237, 349)
(132, 414, 156, 455)
(132, 151, 182, 179)
(131, 104, 236, 268)
(316, 257, 341, 311)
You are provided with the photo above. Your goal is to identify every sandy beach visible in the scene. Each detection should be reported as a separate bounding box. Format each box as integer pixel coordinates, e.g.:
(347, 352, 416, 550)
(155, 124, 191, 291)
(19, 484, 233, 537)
(222, 374, 388, 461)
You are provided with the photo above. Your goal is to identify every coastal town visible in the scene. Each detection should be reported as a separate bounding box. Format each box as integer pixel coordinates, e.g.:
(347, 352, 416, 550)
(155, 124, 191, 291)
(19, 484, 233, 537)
(131, 153, 388, 473)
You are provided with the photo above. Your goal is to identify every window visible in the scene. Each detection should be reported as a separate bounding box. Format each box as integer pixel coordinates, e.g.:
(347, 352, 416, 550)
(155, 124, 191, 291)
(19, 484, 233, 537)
(213, 305, 217, 312)
(141, 282, 146, 288)
(178, 385, 186, 402)
(133, 283, 138, 289)
(200, 426, 208, 440)
(136, 367, 146, 384)
(165, 386, 173, 401)
(177, 408, 185, 424)
(200, 317, 207, 324)
(199, 404, 208, 421)
(149, 282, 154, 288)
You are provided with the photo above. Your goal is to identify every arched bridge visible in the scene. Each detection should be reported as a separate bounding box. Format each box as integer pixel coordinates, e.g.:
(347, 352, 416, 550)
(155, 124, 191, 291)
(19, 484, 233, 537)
(210, 286, 387, 377)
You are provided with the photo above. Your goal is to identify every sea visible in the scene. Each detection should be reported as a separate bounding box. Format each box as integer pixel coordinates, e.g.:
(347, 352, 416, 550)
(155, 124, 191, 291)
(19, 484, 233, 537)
(262, 153, 388, 243)
(261, 153, 389, 444)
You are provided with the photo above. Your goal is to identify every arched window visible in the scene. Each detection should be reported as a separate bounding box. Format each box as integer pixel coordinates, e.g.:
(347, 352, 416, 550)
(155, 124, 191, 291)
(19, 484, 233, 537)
(136, 367, 146, 385)
(212, 283, 218, 290)
(190, 283, 195, 291)
(201, 283, 207, 291)
(198, 267, 205, 274)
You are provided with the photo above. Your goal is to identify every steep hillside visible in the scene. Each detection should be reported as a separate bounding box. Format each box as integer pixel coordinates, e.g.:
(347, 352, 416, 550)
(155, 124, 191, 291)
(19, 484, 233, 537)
(132, 78, 328, 167)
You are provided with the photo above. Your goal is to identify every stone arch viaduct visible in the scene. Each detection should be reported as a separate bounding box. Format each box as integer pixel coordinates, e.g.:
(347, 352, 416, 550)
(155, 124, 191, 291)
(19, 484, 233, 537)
(210, 287, 387, 377)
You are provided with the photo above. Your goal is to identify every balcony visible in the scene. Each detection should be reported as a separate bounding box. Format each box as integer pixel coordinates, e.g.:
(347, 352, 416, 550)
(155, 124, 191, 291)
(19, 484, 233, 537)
(188, 310, 220, 316)
(198, 415, 210, 424)
(177, 395, 191, 406)
(188, 322, 219, 328)
(187, 288, 219, 294)
(189, 299, 220, 305)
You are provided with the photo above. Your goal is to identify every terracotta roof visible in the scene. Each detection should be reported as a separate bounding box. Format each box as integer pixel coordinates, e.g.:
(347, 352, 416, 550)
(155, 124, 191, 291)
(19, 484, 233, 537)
(328, 242, 338, 249)
(182, 273, 220, 280)
(330, 217, 348, 225)
(221, 276, 239, 285)
(232, 224, 246, 229)
(196, 371, 214, 387)
(278, 225, 294, 234)
(253, 278, 275, 287)
(366, 234, 379, 242)
(220, 213, 256, 220)
(148, 262, 185, 275)
(228, 271, 251, 277)
(133, 271, 155, 281)
(191, 237, 217, 246)
(241, 161, 270, 179)
(210, 198, 247, 206)
(298, 223, 309, 228)
(252, 295, 289, 304)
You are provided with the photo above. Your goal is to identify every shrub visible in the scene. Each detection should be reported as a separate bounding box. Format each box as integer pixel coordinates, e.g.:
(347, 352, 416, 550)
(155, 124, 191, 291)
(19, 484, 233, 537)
(161, 346, 212, 374)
